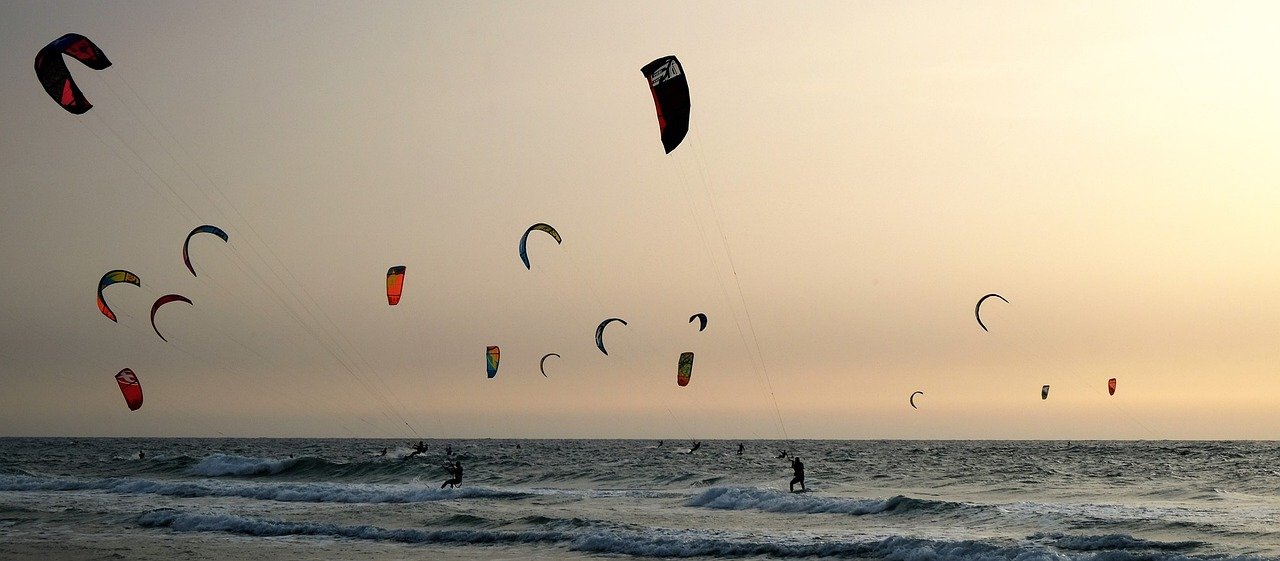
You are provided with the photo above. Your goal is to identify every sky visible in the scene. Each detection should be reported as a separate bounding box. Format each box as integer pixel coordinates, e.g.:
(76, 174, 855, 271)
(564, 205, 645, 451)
(3, 1, 1280, 439)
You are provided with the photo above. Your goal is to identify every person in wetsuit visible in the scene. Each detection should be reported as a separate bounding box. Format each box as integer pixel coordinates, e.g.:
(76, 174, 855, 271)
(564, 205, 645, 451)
(789, 456, 806, 492)
(737, 443, 744, 455)
(440, 460, 463, 488)
(689, 441, 701, 453)
(406, 441, 428, 459)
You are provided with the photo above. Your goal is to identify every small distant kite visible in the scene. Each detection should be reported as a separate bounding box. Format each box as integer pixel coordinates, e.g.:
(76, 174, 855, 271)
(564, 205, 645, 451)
(115, 368, 143, 411)
(486, 346, 500, 379)
(97, 270, 140, 322)
(149, 294, 192, 342)
(539, 353, 559, 377)
(641, 55, 691, 153)
(386, 266, 406, 305)
(975, 293, 1009, 332)
(909, 391, 924, 409)
(34, 33, 111, 114)
(689, 313, 707, 332)
(595, 318, 628, 355)
(182, 225, 229, 277)
(677, 352, 694, 387)
(518, 223, 561, 270)
(1108, 378, 1117, 396)
(1041, 385, 1051, 400)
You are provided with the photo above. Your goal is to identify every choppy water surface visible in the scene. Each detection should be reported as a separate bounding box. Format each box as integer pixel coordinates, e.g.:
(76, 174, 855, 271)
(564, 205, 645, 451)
(2, 438, 1278, 560)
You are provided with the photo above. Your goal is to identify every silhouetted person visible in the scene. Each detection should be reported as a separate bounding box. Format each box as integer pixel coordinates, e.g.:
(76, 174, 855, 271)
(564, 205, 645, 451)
(445, 444, 452, 456)
(138, 450, 145, 460)
(441, 460, 463, 488)
(407, 441, 428, 459)
(776, 449, 788, 459)
(378, 448, 387, 457)
(789, 457, 805, 492)
(737, 443, 744, 455)
(657, 440, 663, 448)
(689, 441, 701, 453)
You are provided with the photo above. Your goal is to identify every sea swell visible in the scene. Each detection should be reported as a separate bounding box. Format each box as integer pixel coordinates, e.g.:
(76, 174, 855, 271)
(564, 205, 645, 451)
(686, 486, 976, 516)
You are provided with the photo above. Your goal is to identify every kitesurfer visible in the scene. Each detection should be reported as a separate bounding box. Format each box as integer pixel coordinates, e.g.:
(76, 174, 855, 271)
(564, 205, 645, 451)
(657, 440, 663, 448)
(378, 448, 387, 457)
(737, 443, 744, 455)
(776, 450, 788, 459)
(789, 457, 806, 492)
(445, 444, 452, 456)
(407, 441, 428, 459)
(689, 441, 701, 453)
(138, 450, 145, 460)
(440, 460, 463, 488)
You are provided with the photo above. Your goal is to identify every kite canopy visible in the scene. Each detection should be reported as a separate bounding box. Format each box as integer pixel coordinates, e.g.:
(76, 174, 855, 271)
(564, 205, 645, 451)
(182, 225, 229, 277)
(595, 318, 628, 355)
(486, 346, 500, 379)
(975, 293, 1009, 332)
(1108, 378, 1117, 396)
(909, 391, 924, 409)
(115, 368, 143, 411)
(641, 55, 690, 154)
(1041, 385, 1051, 400)
(539, 353, 559, 377)
(97, 269, 141, 322)
(677, 352, 694, 387)
(34, 33, 111, 114)
(518, 223, 561, 270)
(386, 266, 406, 305)
(689, 313, 707, 332)
(149, 294, 192, 342)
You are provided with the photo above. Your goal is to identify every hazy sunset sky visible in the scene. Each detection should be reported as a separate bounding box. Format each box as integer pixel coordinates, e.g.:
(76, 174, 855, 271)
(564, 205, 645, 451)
(3, 1, 1279, 439)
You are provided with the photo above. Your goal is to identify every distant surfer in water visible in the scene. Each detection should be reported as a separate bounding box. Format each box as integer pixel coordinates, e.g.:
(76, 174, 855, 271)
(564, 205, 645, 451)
(378, 448, 387, 457)
(689, 441, 701, 453)
(445, 444, 452, 456)
(657, 440, 663, 448)
(737, 443, 744, 455)
(440, 460, 463, 488)
(789, 457, 806, 492)
(406, 441, 428, 459)
(138, 450, 145, 460)
(776, 450, 788, 459)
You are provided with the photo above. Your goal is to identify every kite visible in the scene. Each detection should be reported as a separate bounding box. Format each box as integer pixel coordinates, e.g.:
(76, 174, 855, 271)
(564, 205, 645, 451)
(182, 225, 229, 277)
(1108, 378, 1117, 396)
(97, 269, 140, 322)
(1041, 385, 1050, 400)
(486, 346, 500, 379)
(677, 352, 694, 387)
(641, 55, 690, 153)
(909, 391, 924, 409)
(115, 368, 143, 411)
(386, 266, 406, 305)
(518, 223, 561, 270)
(34, 33, 111, 114)
(689, 313, 707, 332)
(539, 353, 559, 377)
(149, 294, 192, 342)
(975, 293, 1009, 332)
(595, 318, 628, 355)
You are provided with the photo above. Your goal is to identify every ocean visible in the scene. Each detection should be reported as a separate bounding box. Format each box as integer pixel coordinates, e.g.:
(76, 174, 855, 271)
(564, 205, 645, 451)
(1, 438, 1277, 560)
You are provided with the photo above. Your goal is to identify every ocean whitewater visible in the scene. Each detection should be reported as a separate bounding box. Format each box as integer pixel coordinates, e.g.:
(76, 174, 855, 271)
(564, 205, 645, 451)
(1, 439, 1278, 560)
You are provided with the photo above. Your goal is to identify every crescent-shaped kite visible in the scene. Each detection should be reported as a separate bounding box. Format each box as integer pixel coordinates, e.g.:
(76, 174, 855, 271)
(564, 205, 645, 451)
(909, 391, 924, 409)
(115, 368, 143, 411)
(486, 346, 500, 379)
(539, 353, 560, 377)
(150, 294, 192, 342)
(182, 225, 229, 277)
(595, 318, 628, 355)
(34, 33, 111, 114)
(689, 313, 707, 332)
(97, 270, 141, 322)
(518, 223, 561, 270)
(975, 293, 1009, 332)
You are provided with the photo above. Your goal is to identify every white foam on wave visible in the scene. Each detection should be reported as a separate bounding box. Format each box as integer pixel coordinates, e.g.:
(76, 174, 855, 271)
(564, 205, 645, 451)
(137, 508, 1251, 560)
(0, 474, 528, 504)
(189, 454, 298, 476)
(686, 486, 962, 515)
